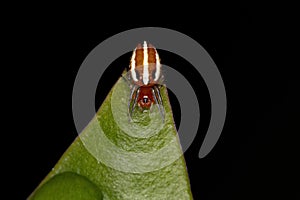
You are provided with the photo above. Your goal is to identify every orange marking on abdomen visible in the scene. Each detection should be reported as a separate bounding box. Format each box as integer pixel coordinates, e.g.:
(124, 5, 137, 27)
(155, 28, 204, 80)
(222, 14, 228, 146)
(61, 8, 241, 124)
(147, 47, 157, 64)
(135, 48, 144, 68)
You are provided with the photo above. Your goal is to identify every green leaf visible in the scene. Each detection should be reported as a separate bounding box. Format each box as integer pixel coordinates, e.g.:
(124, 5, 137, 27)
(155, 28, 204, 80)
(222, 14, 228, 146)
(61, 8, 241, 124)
(30, 172, 103, 200)
(29, 77, 193, 200)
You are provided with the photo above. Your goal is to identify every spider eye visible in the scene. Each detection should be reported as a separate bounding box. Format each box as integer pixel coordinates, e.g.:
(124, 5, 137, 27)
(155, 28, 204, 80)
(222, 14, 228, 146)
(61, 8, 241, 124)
(143, 97, 149, 103)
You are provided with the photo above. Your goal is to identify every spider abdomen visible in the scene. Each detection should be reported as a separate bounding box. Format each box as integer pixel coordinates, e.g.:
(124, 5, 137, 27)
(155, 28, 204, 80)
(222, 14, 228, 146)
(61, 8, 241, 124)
(129, 41, 161, 86)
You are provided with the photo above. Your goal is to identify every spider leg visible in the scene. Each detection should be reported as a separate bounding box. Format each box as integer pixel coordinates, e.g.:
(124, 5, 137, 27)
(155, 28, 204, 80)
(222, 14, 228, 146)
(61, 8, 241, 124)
(154, 85, 163, 107)
(152, 87, 165, 122)
(129, 87, 140, 120)
(128, 85, 137, 111)
(154, 85, 165, 121)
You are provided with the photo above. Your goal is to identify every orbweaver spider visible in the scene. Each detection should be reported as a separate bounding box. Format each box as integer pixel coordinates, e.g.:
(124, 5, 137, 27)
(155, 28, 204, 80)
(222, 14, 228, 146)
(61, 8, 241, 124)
(126, 41, 165, 121)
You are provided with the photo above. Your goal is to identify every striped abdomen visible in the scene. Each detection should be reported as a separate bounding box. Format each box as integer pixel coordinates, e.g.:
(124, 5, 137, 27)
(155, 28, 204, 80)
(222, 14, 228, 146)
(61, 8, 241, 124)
(129, 41, 161, 86)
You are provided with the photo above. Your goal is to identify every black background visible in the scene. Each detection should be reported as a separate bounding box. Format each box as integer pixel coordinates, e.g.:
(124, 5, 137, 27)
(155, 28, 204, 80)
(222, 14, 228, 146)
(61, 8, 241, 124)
(4, 2, 299, 199)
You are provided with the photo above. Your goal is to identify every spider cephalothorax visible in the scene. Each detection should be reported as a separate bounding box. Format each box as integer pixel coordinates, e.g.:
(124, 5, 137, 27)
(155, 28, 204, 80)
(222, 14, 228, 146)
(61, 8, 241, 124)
(127, 41, 164, 120)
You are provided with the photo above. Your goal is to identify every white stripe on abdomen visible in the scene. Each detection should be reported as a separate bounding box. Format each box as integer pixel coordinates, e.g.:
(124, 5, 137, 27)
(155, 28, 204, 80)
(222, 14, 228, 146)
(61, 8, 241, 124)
(154, 48, 161, 81)
(130, 48, 138, 82)
(143, 41, 149, 85)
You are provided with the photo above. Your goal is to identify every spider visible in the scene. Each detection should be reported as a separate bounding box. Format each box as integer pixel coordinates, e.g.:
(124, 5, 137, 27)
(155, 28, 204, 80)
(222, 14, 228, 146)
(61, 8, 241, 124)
(126, 41, 165, 121)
